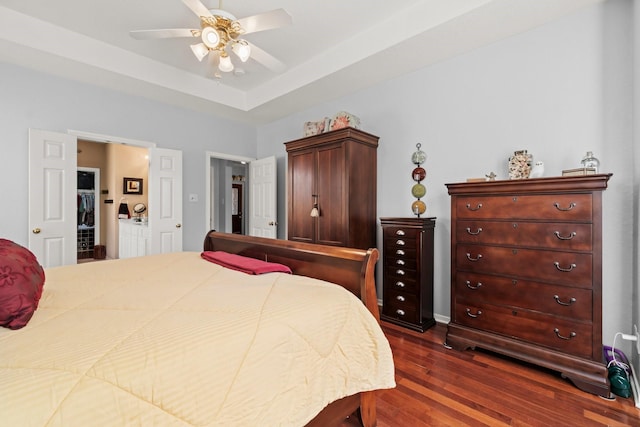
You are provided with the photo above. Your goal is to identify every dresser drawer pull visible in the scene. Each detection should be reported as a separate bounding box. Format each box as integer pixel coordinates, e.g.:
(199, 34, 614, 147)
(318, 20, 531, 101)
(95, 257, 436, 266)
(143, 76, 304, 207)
(553, 295, 577, 306)
(396, 295, 406, 302)
(396, 239, 405, 246)
(554, 231, 577, 240)
(395, 281, 406, 288)
(465, 308, 482, 318)
(554, 262, 576, 272)
(396, 309, 406, 316)
(395, 249, 405, 256)
(465, 227, 483, 235)
(554, 328, 577, 340)
(396, 259, 405, 266)
(395, 230, 406, 236)
(465, 280, 483, 290)
(553, 202, 577, 211)
(466, 253, 483, 262)
(396, 269, 405, 276)
(465, 203, 483, 211)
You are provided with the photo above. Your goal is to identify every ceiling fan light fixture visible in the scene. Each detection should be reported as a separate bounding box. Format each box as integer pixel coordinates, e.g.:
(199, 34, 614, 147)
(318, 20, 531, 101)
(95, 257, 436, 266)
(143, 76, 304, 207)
(201, 26, 220, 49)
(218, 52, 234, 72)
(190, 43, 210, 62)
(232, 40, 251, 62)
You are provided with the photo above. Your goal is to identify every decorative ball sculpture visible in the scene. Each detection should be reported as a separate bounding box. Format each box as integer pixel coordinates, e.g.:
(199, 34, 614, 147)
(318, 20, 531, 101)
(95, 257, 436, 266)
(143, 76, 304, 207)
(411, 143, 427, 217)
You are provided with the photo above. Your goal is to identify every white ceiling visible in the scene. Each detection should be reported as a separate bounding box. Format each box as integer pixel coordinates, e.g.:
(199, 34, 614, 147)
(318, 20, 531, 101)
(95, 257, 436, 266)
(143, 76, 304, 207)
(0, 0, 603, 124)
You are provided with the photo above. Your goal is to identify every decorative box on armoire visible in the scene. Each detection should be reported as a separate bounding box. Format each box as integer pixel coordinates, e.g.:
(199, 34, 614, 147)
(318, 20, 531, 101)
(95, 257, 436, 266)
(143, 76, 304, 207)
(380, 217, 436, 332)
(285, 127, 378, 250)
(445, 174, 612, 396)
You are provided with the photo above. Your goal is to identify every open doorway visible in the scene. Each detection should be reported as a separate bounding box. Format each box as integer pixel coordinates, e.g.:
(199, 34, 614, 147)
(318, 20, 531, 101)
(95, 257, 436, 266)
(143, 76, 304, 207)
(205, 152, 278, 239)
(77, 167, 100, 263)
(209, 156, 249, 234)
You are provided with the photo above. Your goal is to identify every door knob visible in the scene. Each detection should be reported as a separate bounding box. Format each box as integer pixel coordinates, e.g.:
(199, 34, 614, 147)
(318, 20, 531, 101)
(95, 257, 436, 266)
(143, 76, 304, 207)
(269, 221, 277, 226)
(32, 228, 41, 234)
(176, 224, 182, 228)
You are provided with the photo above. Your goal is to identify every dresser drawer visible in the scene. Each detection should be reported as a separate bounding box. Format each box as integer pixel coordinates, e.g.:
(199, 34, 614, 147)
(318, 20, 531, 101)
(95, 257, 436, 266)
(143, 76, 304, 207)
(456, 220, 592, 251)
(383, 228, 419, 249)
(384, 255, 417, 271)
(455, 272, 592, 321)
(453, 301, 593, 358)
(383, 289, 419, 324)
(456, 194, 593, 221)
(383, 273, 418, 294)
(457, 245, 593, 288)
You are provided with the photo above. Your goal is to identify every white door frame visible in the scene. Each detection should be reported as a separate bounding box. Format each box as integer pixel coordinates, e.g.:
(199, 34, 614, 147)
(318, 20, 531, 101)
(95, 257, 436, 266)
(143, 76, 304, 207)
(205, 151, 253, 235)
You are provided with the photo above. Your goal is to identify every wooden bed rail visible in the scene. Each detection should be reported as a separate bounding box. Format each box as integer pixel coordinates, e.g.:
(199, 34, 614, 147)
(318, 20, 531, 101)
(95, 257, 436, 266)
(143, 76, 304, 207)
(203, 231, 380, 322)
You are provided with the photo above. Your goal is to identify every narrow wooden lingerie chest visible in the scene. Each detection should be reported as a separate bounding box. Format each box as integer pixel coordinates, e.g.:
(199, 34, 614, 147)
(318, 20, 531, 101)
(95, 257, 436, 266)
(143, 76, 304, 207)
(445, 174, 612, 396)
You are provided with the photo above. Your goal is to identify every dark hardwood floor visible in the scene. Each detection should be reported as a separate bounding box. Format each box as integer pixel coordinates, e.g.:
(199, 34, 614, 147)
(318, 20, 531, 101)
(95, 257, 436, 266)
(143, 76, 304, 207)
(345, 321, 640, 427)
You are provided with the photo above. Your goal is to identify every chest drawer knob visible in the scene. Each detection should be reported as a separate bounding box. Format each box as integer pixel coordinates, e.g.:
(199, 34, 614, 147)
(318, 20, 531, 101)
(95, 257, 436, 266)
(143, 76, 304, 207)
(466, 203, 483, 211)
(395, 249, 405, 256)
(554, 231, 577, 240)
(396, 239, 405, 246)
(395, 281, 406, 288)
(396, 269, 405, 276)
(465, 308, 482, 318)
(554, 295, 577, 306)
(465, 227, 483, 235)
(553, 202, 577, 211)
(466, 253, 483, 262)
(554, 328, 577, 340)
(396, 295, 406, 302)
(465, 280, 483, 290)
(396, 309, 406, 316)
(396, 259, 405, 266)
(554, 262, 577, 272)
(395, 230, 406, 236)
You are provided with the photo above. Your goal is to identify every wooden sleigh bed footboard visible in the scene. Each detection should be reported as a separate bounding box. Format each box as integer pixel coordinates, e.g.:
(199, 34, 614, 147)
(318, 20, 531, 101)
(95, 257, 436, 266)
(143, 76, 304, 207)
(203, 231, 382, 427)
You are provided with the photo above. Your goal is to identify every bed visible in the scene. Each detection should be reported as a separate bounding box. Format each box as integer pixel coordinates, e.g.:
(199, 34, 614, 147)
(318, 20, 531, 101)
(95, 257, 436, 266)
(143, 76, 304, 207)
(0, 231, 395, 426)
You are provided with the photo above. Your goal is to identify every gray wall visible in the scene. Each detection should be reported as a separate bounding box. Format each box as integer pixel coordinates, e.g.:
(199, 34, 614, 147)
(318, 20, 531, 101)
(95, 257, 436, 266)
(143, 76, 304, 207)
(0, 64, 256, 251)
(257, 1, 637, 355)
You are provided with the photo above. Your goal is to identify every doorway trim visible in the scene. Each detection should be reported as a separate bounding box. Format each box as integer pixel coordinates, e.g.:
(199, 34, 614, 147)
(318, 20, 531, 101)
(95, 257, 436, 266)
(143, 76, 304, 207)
(68, 130, 157, 148)
(205, 151, 253, 236)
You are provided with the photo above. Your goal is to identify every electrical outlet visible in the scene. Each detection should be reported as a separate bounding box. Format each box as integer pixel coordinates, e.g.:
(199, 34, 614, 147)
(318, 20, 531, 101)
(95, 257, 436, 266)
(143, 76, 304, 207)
(635, 324, 640, 354)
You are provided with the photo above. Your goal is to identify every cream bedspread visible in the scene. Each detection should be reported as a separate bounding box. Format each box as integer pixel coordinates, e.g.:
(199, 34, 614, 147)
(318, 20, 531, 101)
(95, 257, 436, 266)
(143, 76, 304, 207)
(0, 252, 395, 426)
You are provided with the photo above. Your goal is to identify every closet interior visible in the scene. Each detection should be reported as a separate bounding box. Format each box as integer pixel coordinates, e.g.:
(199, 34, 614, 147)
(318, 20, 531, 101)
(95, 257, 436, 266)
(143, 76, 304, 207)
(77, 169, 98, 260)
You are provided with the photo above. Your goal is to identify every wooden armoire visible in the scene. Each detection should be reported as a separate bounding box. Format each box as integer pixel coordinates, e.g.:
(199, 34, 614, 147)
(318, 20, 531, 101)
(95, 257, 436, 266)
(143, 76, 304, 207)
(285, 127, 378, 250)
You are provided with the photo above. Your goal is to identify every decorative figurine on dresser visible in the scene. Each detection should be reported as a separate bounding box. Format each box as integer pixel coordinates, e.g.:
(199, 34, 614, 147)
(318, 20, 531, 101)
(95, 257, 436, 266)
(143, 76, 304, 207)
(445, 173, 612, 396)
(380, 143, 436, 332)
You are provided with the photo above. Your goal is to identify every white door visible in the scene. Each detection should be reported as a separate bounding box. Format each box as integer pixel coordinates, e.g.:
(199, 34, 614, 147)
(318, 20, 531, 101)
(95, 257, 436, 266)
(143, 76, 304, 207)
(28, 129, 77, 268)
(248, 156, 277, 238)
(148, 147, 183, 253)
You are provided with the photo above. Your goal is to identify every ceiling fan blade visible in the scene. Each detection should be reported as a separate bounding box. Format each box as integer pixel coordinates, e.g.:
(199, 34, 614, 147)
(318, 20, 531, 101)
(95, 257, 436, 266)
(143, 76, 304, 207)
(130, 29, 198, 40)
(237, 9, 292, 34)
(182, 0, 213, 18)
(246, 42, 286, 73)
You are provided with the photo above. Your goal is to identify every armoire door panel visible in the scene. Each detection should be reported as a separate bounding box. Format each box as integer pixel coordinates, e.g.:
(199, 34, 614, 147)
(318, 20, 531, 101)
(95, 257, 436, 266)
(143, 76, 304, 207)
(288, 150, 315, 243)
(316, 144, 347, 246)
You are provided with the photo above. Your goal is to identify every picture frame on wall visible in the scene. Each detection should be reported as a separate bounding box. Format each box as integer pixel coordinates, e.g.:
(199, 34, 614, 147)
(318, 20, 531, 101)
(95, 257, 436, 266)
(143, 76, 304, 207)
(123, 177, 143, 195)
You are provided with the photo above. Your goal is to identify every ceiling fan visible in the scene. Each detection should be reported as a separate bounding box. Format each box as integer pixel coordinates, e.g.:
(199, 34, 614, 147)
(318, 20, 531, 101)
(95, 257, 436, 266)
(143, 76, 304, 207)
(130, 0, 292, 77)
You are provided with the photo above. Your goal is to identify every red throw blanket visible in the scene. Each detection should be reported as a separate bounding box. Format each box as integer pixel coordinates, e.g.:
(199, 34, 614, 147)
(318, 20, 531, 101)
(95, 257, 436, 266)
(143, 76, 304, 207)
(201, 251, 292, 275)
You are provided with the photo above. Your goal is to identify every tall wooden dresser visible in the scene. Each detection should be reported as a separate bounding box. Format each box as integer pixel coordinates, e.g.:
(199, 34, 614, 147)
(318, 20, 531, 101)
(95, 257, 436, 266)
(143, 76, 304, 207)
(445, 174, 612, 396)
(380, 217, 436, 332)
(285, 128, 378, 250)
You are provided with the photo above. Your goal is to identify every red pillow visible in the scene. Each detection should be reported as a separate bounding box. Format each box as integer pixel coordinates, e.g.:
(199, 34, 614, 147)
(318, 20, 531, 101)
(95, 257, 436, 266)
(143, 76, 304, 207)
(0, 239, 45, 329)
